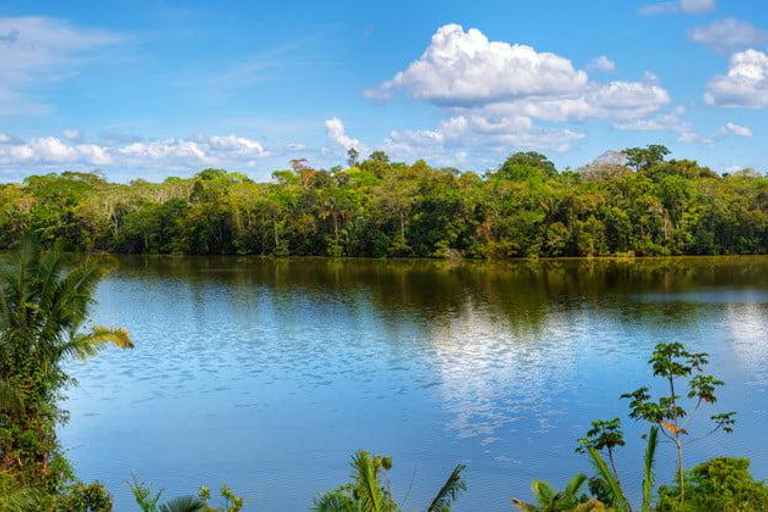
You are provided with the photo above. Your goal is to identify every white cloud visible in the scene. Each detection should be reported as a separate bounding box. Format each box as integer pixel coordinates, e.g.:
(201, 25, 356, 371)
(208, 135, 269, 157)
(324, 117, 365, 155)
(0, 134, 11, 144)
(640, 0, 716, 15)
(0, 16, 120, 115)
(588, 56, 616, 73)
(0, 133, 271, 172)
(613, 105, 707, 144)
(62, 129, 82, 141)
(688, 19, 768, 52)
(365, 24, 588, 104)
(384, 115, 585, 164)
(721, 122, 753, 137)
(0, 137, 111, 166)
(705, 49, 768, 108)
(120, 139, 208, 161)
(285, 142, 306, 152)
(366, 24, 670, 123)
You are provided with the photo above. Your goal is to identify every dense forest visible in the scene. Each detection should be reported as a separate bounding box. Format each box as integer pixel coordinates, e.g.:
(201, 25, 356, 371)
(1, 144, 767, 258)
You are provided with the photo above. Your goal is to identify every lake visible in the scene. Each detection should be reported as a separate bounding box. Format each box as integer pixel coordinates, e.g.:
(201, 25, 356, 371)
(61, 256, 768, 511)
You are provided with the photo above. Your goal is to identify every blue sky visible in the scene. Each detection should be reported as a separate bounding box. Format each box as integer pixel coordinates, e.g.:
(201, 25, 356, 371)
(0, 0, 767, 181)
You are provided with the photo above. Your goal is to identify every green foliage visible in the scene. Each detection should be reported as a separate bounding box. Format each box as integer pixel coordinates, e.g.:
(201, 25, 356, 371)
(54, 481, 114, 511)
(129, 477, 243, 512)
(0, 236, 133, 489)
(657, 458, 768, 512)
(312, 450, 465, 512)
(2, 147, 768, 259)
(621, 342, 736, 502)
(577, 418, 625, 456)
(511, 474, 591, 511)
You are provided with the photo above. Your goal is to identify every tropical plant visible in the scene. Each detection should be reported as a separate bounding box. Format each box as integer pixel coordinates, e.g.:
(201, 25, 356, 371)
(656, 457, 768, 511)
(511, 473, 591, 511)
(129, 477, 243, 512)
(621, 343, 735, 504)
(0, 234, 133, 490)
(577, 418, 625, 481)
(312, 450, 466, 512)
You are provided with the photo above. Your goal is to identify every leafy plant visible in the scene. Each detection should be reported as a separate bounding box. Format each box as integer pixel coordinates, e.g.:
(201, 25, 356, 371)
(312, 450, 466, 512)
(511, 473, 591, 511)
(621, 343, 735, 504)
(656, 457, 768, 511)
(0, 235, 133, 490)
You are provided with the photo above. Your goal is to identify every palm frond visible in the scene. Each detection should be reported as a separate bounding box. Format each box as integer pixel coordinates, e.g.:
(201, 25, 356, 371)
(427, 463, 466, 512)
(61, 326, 134, 360)
(158, 495, 207, 512)
(311, 487, 359, 512)
(85, 326, 134, 349)
(531, 480, 557, 507)
(642, 426, 659, 512)
(510, 496, 539, 512)
(0, 486, 46, 512)
(351, 451, 384, 512)
(586, 448, 630, 512)
(564, 473, 588, 500)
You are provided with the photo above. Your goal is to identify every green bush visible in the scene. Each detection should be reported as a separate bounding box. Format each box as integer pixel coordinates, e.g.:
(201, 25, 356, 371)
(657, 458, 768, 512)
(55, 481, 113, 512)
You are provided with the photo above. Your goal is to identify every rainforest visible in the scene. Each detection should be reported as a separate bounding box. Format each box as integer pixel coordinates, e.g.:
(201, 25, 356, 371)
(2, 145, 767, 259)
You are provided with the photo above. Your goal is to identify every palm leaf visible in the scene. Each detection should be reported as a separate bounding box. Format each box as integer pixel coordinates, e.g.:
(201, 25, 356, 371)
(642, 426, 659, 512)
(510, 496, 538, 512)
(311, 488, 359, 512)
(158, 495, 207, 512)
(351, 451, 384, 512)
(62, 326, 134, 360)
(564, 473, 588, 500)
(531, 480, 557, 507)
(427, 463, 467, 512)
(586, 448, 630, 512)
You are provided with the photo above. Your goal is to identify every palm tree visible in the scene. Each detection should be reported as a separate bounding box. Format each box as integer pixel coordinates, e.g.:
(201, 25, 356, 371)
(312, 450, 466, 512)
(0, 235, 133, 483)
(511, 474, 589, 511)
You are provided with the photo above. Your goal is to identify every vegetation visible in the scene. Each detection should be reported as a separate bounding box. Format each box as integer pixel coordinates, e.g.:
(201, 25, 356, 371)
(2, 146, 768, 258)
(129, 476, 244, 512)
(0, 235, 134, 509)
(311, 450, 466, 512)
(513, 342, 762, 511)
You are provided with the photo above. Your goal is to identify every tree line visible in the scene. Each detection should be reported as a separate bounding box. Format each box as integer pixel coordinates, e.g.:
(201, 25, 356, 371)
(1, 145, 767, 258)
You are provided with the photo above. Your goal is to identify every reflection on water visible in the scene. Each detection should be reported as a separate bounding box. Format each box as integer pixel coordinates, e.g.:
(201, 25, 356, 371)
(61, 257, 768, 511)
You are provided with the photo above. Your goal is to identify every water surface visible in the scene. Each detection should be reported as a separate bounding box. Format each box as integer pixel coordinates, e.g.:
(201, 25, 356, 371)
(62, 257, 768, 510)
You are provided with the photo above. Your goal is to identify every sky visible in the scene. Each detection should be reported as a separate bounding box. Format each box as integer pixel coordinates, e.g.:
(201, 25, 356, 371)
(0, 0, 767, 181)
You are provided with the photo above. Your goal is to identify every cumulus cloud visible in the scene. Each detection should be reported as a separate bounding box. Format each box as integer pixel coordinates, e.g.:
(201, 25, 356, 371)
(688, 19, 768, 52)
(366, 24, 670, 124)
(721, 122, 753, 137)
(640, 0, 716, 15)
(0, 137, 112, 166)
(323, 118, 366, 157)
(588, 56, 616, 73)
(365, 24, 588, 105)
(705, 49, 768, 108)
(0, 16, 120, 115)
(0, 133, 270, 172)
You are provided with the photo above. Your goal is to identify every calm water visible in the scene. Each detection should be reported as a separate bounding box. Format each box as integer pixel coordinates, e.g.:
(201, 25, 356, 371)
(61, 257, 768, 511)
